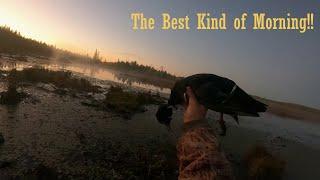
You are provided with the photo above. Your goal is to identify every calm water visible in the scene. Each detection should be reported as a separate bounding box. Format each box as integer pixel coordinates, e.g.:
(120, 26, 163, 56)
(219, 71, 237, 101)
(217, 112, 320, 148)
(0, 56, 170, 93)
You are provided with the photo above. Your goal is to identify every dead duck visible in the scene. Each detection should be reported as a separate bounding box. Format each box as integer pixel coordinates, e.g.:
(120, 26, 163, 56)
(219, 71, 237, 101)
(156, 73, 267, 136)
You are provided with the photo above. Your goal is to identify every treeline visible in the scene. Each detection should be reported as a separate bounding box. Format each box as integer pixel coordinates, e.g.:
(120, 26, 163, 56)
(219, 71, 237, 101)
(0, 26, 178, 80)
(102, 60, 179, 80)
(0, 26, 95, 62)
(0, 26, 54, 56)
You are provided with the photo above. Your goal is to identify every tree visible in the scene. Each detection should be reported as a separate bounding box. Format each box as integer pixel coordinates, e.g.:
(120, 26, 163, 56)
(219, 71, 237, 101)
(93, 49, 100, 61)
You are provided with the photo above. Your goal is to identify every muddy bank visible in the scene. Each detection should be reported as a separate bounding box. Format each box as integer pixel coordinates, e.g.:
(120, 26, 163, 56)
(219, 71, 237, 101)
(0, 84, 177, 179)
(0, 80, 319, 179)
(255, 96, 320, 124)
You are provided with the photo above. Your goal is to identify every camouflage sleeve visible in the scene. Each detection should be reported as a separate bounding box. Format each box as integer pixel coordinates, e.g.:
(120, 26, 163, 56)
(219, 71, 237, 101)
(177, 119, 234, 180)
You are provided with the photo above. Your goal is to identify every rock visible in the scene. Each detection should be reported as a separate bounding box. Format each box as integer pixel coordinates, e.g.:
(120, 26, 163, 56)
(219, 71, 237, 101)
(81, 100, 100, 107)
(37, 83, 56, 92)
(29, 97, 41, 104)
(54, 88, 68, 96)
(0, 89, 27, 105)
(93, 93, 106, 101)
(0, 133, 4, 144)
(34, 165, 59, 179)
(0, 161, 11, 168)
(16, 87, 23, 93)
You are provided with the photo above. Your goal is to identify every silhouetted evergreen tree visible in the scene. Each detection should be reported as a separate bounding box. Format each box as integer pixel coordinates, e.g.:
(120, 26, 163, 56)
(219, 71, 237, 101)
(93, 49, 100, 61)
(102, 60, 179, 80)
(0, 26, 53, 56)
(0, 26, 179, 80)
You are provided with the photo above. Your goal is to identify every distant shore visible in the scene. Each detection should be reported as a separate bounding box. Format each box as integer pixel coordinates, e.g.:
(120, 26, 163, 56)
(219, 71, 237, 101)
(255, 96, 320, 123)
(114, 69, 320, 123)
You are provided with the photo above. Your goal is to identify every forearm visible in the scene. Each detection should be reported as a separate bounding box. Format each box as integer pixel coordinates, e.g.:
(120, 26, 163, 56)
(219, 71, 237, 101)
(177, 119, 234, 180)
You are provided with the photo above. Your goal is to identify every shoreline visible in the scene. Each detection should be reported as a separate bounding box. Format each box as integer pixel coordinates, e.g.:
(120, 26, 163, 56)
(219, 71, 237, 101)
(1, 54, 319, 125)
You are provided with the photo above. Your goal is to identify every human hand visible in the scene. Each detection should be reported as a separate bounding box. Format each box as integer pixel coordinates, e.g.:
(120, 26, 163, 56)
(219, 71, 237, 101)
(183, 86, 208, 123)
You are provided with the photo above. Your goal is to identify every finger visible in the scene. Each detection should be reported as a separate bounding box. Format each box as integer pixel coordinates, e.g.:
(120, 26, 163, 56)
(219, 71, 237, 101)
(186, 86, 198, 104)
(183, 93, 188, 109)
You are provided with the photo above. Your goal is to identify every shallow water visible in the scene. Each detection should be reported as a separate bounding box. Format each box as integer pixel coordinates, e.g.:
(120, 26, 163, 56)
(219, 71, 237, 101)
(0, 56, 170, 94)
(235, 113, 320, 148)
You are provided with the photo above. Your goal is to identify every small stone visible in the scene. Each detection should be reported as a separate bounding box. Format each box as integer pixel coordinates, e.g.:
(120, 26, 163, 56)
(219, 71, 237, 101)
(81, 100, 99, 107)
(0, 133, 5, 144)
(37, 83, 56, 92)
(0, 161, 11, 168)
(54, 88, 68, 95)
(93, 93, 106, 101)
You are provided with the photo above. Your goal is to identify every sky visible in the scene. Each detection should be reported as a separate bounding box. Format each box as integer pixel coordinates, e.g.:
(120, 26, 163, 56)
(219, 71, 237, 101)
(0, 0, 319, 108)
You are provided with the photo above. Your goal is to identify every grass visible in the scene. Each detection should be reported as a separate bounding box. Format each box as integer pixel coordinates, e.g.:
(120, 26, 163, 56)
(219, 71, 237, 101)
(102, 86, 164, 118)
(0, 70, 27, 105)
(1, 67, 99, 105)
(254, 96, 320, 123)
(7, 67, 99, 92)
(243, 145, 286, 180)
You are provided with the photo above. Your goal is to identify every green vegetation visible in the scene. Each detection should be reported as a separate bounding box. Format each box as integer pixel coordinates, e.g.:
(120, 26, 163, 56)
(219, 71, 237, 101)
(102, 86, 164, 118)
(243, 145, 286, 180)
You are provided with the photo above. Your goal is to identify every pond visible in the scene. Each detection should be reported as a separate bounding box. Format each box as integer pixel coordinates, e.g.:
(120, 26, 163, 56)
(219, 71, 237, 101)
(0, 55, 171, 94)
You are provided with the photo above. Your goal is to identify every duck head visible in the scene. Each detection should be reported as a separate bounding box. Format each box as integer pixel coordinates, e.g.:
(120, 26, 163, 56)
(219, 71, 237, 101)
(156, 104, 173, 127)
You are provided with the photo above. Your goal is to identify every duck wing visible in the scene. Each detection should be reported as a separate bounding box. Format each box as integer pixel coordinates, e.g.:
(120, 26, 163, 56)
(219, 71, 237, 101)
(193, 82, 228, 107)
(222, 86, 267, 115)
(191, 80, 267, 117)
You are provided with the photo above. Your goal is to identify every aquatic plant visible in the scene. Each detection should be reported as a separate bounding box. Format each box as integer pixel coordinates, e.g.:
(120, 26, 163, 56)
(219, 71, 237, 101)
(102, 86, 164, 118)
(243, 145, 286, 180)
(7, 67, 99, 92)
(0, 69, 27, 105)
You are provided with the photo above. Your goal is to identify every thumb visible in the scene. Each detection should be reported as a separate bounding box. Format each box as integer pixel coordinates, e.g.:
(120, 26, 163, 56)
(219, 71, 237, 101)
(186, 86, 198, 104)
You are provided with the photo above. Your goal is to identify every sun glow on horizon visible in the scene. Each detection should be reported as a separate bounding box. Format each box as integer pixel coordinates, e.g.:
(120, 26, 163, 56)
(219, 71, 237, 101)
(0, 2, 137, 64)
(0, 11, 54, 45)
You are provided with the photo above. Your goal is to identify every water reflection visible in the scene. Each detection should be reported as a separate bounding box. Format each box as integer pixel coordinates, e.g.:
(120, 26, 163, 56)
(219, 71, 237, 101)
(0, 61, 31, 71)
(0, 58, 171, 94)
